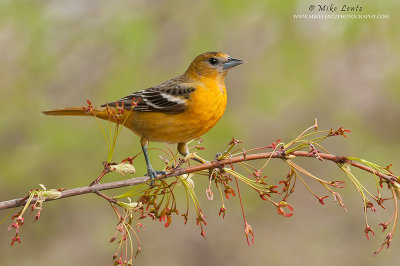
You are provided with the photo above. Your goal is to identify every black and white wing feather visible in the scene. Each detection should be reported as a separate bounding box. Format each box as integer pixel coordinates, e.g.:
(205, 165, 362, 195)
(102, 76, 196, 114)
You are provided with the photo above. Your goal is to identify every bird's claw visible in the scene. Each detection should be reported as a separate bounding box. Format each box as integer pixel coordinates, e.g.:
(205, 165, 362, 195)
(214, 152, 222, 161)
(192, 155, 209, 164)
(155, 170, 166, 175)
(145, 168, 166, 186)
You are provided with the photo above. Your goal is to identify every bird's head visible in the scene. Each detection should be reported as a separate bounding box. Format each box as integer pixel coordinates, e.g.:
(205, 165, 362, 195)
(185, 52, 245, 81)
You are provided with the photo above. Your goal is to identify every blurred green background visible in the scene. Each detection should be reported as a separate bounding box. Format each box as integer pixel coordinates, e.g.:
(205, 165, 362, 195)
(1, 0, 399, 265)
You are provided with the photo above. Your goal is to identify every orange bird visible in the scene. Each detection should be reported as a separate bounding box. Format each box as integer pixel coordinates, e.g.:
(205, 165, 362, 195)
(43, 52, 245, 182)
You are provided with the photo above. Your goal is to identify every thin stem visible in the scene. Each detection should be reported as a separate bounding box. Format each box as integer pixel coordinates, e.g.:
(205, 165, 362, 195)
(0, 151, 397, 211)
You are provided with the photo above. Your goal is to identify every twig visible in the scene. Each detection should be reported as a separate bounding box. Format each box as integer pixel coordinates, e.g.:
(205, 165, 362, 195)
(0, 151, 396, 211)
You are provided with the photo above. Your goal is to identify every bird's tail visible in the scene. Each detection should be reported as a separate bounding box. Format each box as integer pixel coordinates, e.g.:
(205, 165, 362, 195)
(42, 107, 91, 116)
(42, 107, 119, 121)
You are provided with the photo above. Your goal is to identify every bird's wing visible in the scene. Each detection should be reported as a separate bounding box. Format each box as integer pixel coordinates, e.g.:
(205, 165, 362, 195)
(102, 77, 196, 114)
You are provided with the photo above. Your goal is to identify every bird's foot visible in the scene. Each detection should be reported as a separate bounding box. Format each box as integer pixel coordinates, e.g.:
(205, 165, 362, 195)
(214, 152, 223, 161)
(155, 170, 167, 175)
(189, 154, 215, 180)
(192, 154, 209, 164)
(145, 167, 166, 186)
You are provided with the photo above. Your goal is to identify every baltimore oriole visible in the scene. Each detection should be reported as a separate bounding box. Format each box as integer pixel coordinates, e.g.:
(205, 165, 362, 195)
(43, 52, 244, 183)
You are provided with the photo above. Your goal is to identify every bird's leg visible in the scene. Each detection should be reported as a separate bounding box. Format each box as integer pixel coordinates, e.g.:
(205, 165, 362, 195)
(177, 142, 214, 180)
(141, 137, 165, 185)
(177, 142, 210, 164)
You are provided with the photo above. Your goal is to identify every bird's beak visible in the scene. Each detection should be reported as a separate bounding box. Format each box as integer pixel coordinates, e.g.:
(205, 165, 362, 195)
(223, 57, 246, 70)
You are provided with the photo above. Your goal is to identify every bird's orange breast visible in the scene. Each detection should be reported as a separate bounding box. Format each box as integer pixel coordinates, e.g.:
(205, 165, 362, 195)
(126, 80, 227, 143)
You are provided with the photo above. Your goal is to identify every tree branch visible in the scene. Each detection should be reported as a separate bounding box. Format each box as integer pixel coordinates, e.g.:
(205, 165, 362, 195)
(0, 151, 396, 211)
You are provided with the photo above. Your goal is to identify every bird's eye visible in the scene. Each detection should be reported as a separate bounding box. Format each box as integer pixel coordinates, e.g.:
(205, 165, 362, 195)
(208, 57, 218, 65)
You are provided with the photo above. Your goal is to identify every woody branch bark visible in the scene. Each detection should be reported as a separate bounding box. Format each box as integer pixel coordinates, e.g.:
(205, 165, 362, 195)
(0, 151, 396, 211)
